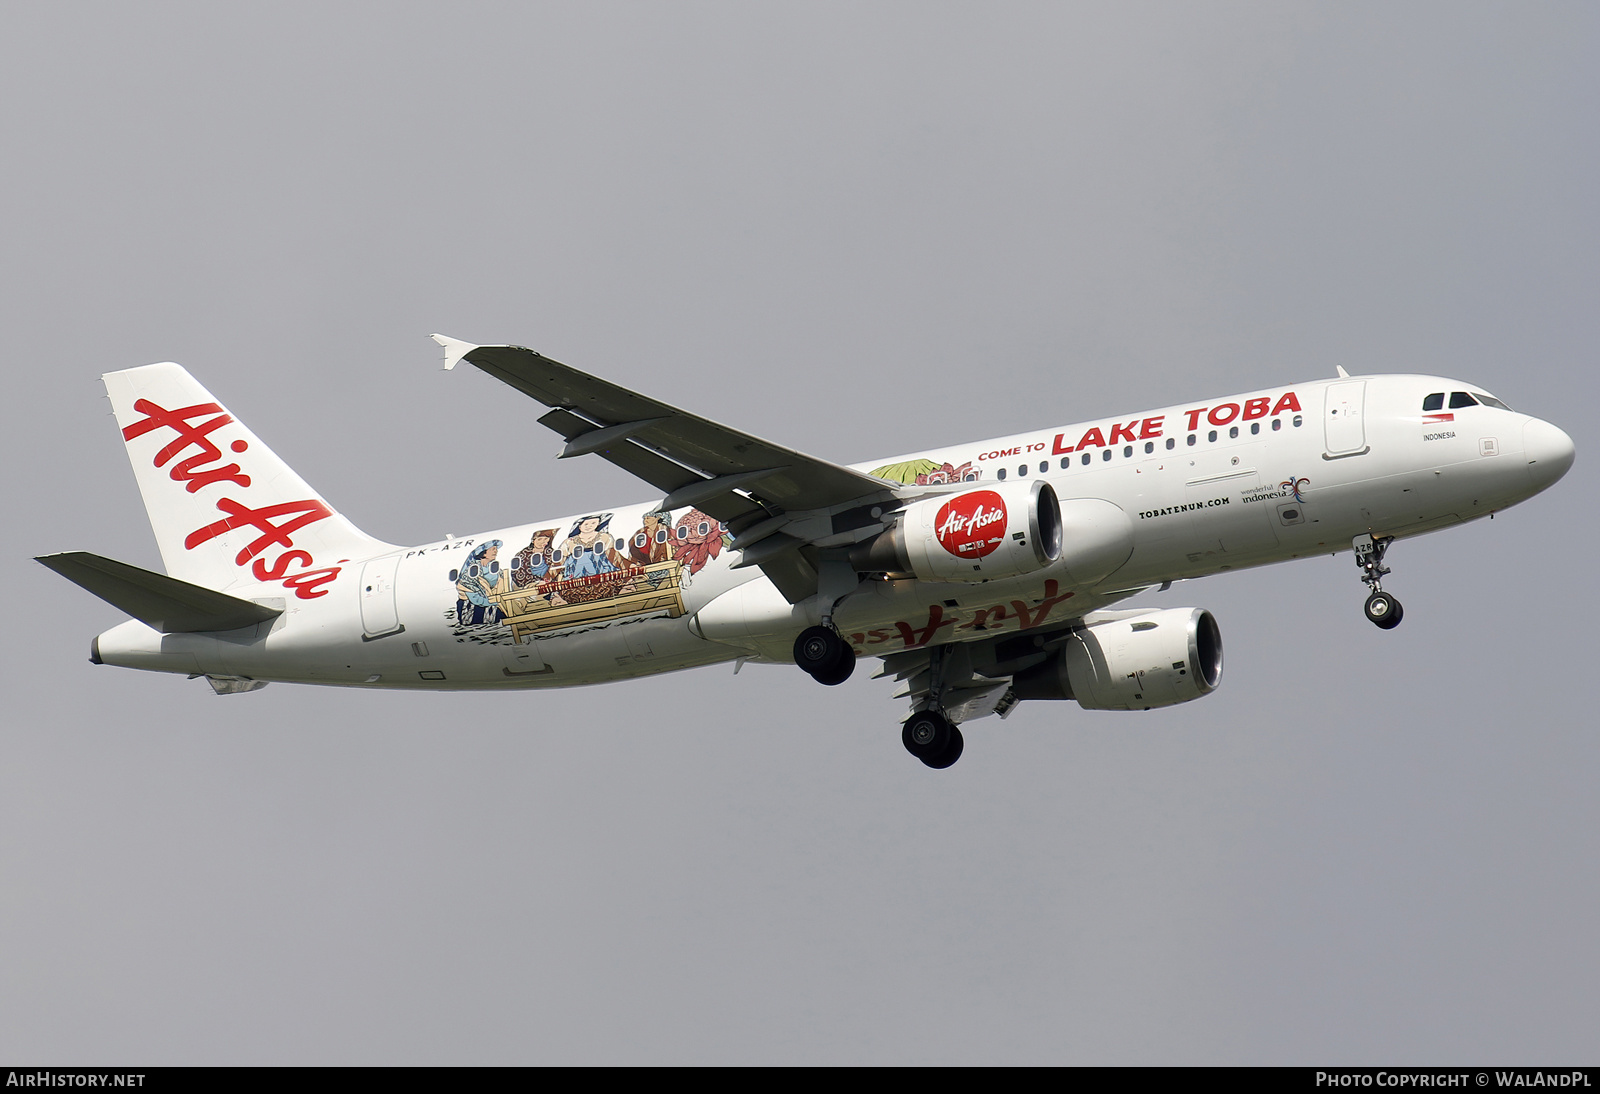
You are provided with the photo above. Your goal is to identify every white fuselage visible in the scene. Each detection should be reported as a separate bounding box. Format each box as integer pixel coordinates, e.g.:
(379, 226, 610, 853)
(94, 373, 1571, 688)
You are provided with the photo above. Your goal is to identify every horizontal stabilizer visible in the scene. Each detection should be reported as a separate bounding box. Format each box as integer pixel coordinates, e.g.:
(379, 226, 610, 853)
(35, 552, 283, 634)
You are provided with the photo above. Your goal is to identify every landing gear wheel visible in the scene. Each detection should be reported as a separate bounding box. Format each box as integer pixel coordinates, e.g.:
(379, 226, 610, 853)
(795, 626, 846, 675)
(1364, 591, 1404, 629)
(810, 648, 856, 686)
(921, 726, 964, 769)
(902, 711, 962, 768)
(902, 711, 951, 758)
(795, 625, 854, 684)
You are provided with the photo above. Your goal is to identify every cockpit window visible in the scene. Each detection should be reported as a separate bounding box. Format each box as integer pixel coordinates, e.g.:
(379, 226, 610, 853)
(1474, 392, 1513, 411)
(1448, 391, 1479, 409)
(1422, 393, 1444, 412)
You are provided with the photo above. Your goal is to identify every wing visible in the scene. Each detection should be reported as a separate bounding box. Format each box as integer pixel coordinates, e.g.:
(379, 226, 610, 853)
(434, 336, 900, 602)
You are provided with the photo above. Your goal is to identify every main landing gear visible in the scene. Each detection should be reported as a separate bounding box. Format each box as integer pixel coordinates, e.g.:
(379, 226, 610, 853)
(1353, 533, 1403, 630)
(902, 710, 965, 769)
(793, 625, 855, 686)
(792, 627, 965, 769)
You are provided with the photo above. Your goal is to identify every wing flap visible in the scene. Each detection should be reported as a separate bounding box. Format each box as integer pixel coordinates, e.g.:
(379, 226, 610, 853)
(535, 406, 765, 522)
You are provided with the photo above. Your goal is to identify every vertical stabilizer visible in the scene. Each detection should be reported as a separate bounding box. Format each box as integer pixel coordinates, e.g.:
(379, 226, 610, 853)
(104, 363, 396, 596)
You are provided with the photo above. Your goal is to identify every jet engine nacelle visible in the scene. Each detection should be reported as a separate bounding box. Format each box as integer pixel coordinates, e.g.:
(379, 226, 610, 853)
(1012, 608, 1223, 711)
(851, 479, 1063, 583)
(851, 482, 1135, 588)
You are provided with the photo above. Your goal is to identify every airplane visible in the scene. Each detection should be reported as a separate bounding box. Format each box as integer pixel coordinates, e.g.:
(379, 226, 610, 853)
(37, 335, 1575, 768)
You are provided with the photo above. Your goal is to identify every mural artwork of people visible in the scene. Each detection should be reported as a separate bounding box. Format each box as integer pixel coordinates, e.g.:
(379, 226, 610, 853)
(511, 528, 565, 606)
(626, 510, 675, 565)
(552, 513, 637, 600)
(557, 514, 621, 578)
(446, 508, 701, 642)
(454, 540, 505, 626)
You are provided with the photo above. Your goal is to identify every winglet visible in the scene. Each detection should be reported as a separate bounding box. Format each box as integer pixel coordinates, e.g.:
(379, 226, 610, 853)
(430, 333, 479, 372)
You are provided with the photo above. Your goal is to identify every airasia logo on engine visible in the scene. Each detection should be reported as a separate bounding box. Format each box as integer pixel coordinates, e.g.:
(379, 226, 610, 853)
(934, 490, 1007, 559)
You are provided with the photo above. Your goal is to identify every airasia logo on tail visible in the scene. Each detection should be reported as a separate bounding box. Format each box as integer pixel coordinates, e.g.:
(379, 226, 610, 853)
(935, 490, 1007, 559)
(122, 398, 342, 599)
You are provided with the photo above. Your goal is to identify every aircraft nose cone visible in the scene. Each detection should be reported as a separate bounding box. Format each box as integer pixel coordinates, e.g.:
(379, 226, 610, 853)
(1523, 417, 1575, 492)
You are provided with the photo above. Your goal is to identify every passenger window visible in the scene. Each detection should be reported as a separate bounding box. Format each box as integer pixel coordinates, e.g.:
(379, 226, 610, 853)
(1207, 430, 1218, 442)
(1017, 464, 1027, 476)
(1060, 457, 1071, 470)
(1102, 449, 1112, 461)
(996, 468, 1006, 480)
(1081, 452, 1090, 466)
(1423, 392, 1445, 412)
(1293, 415, 1303, 427)
(1229, 426, 1239, 439)
(1039, 461, 1048, 473)
(1250, 422, 1260, 434)
(1144, 441, 1154, 454)
(1187, 435, 1196, 446)
(1166, 437, 1176, 450)
(1449, 392, 1479, 409)
(1272, 419, 1282, 431)
(1123, 445, 1133, 458)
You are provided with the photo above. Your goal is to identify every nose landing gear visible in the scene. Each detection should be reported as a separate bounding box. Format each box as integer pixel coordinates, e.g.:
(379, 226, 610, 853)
(1354, 533, 1403, 629)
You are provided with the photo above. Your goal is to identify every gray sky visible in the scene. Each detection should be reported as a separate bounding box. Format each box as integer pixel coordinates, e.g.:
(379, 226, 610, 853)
(2, 1, 1596, 1065)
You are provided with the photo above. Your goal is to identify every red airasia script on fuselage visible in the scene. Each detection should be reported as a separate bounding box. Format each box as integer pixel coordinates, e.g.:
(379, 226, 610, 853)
(122, 399, 342, 599)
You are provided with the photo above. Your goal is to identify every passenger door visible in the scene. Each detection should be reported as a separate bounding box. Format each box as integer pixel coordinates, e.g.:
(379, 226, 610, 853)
(1324, 381, 1369, 457)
